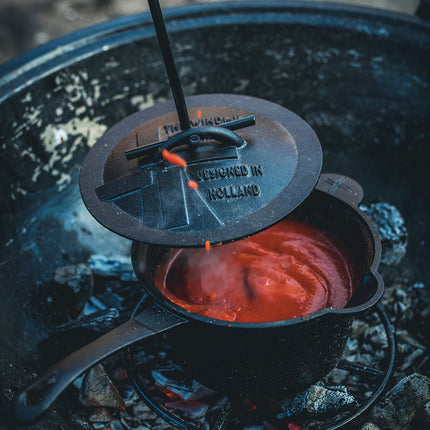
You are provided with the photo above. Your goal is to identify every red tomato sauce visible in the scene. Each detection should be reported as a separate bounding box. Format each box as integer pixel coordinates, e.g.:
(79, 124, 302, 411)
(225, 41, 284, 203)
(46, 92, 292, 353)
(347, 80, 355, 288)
(155, 219, 358, 322)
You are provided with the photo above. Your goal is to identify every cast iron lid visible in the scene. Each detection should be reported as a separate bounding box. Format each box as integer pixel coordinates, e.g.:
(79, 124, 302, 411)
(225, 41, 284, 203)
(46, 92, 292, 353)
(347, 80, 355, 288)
(80, 94, 322, 247)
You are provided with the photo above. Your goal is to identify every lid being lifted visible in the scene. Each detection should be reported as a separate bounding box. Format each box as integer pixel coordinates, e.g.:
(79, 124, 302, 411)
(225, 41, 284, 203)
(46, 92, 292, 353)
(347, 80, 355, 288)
(80, 93, 322, 247)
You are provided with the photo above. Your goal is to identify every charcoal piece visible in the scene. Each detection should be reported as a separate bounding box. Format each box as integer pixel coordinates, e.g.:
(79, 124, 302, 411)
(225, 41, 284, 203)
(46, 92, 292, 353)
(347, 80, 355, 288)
(165, 399, 210, 419)
(46, 263, 94, 322)
(89, 407, 113, 423)
(401, 348, 425, 371)
(206, 396, 231, 430)
(152, 365, 216, 401)
(38, 308, 121, 361)
(103, 420, 123, 430)
(98, 284, 126, 310)
(83, 296, 108, 315)
(370, 373, 430, 429)
(242, 427, 266, 430)
(88, 255, 136, 282)
(422, 401, 430, 426)
(119, 409, 141, 428)
(118, 385, 140, 408)
(38, 309, 122, 362)
(396, 330, 425, 349)
(326, 368, 349, 386)
(364, 324, 388, 349)
(346, 338, 359, 354)
(79, 364, 126, 410)
(38, 309, 121, 362)
(277, 385, 358, 419)
(132, 402, 159, 421)
(360, 203, 407, 266)
(53, 264, 94, 301)
(359, 424, 381, 430)
(54, 308, 120, 334)
(351, 319, 369, 338)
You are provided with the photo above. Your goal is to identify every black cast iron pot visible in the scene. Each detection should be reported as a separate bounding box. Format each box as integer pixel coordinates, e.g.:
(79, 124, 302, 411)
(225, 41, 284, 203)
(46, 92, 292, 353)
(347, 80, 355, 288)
(14, 170, 383, 423)
(131, 173, 384, 400)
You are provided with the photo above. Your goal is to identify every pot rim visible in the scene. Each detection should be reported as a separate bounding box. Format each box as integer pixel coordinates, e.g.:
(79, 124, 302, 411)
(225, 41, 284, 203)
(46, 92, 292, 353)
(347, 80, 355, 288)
(132, 179, 384, 329)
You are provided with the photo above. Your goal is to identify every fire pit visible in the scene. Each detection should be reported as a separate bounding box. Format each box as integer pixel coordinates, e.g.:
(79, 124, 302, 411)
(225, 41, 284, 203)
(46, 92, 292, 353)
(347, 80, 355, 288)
(1, 2, 429, 430)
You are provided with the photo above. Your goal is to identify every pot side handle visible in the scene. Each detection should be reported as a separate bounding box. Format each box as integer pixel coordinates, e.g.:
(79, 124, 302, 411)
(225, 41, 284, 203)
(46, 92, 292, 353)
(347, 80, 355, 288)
(13, 301, 187, 424)
(316, 173, 364, 206)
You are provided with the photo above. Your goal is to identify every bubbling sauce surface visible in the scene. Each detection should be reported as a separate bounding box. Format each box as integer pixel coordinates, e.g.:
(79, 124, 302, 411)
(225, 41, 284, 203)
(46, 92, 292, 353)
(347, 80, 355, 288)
(155, 219, 358, 322)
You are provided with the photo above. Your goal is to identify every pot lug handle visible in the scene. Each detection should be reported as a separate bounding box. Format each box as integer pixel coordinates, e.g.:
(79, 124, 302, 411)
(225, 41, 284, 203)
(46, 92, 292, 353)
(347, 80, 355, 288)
(316, 173, 364, 206)
(348, 271, 384, 310)
(13, 301, 187, 424)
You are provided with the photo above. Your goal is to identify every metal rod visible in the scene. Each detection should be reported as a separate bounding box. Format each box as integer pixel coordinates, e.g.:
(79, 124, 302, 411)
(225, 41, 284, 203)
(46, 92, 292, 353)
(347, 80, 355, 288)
(337, 361, 385, 377)
(219, 115, 256, 131)
(147, 0, 190, 130)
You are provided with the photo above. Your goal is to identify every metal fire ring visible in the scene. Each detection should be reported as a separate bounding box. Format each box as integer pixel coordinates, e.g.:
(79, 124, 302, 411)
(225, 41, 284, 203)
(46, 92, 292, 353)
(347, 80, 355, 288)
(124, 301, 396, 430)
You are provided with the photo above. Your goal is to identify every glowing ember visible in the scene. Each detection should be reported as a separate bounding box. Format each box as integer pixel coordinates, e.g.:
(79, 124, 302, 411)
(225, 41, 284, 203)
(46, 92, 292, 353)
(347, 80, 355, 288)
(188, 180, 199, 189)
(161, 148, 187, 168)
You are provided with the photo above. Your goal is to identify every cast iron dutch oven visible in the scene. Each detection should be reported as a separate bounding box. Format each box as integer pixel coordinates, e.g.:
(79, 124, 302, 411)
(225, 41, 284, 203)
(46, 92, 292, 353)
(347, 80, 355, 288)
(2, 2, 428, 429)
(13, 94, 384, 423)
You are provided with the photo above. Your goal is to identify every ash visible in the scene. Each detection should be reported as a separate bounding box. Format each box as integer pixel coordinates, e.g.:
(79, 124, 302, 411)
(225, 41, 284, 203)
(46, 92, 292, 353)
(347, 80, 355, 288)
(34, 205, 430, 430)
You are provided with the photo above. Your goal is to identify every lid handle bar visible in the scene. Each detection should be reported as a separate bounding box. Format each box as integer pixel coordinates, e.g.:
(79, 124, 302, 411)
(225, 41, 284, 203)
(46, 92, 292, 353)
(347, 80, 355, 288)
(125, 115, 256, 161)
(156, 126, 244, 159)
(148, 0, 190, 131)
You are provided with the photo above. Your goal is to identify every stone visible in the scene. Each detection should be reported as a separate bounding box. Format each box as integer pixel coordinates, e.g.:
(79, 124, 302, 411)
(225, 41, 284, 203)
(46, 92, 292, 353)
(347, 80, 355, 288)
(79, 364, 126, 410)
(360, 202, 407, 266)
(370, 373, 430, 429)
